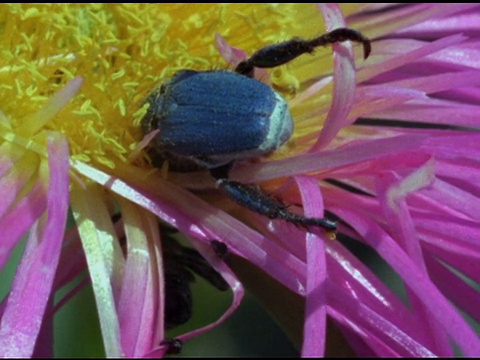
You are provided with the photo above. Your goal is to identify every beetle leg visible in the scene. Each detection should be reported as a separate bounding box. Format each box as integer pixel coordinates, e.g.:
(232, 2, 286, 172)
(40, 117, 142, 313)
(210, 239, 229, 259)
(235, 27, 371, 77)
(160, 338, 183, 355)
(211, 166, 337, 231)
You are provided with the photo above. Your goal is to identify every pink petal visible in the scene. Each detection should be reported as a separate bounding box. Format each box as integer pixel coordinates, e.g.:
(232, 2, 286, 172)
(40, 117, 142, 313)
(370, 100, 480, 127)
(17, 77, 83, 136)
(329, 201, 480, 356)
(117, 202, 163, 357)
(215, 33, 247, 67)
(349, 4, 478, 38)
(0, 181, 47, 270)
(72, 160, 307, 294)
(425, 254, 480, 324)
(378, 164, 455, 355)
(359, 34, 467, 82)
(313, 4, 358, 150)
(176, 240, 244, 344)
(70, 185, 123, 357)
(294, 176, 327, 357)
(397, 9, 480, 38)
(327, 282, 435, 357)
(0, 134, 69, 357)
(0, 142, 25, 178)
(234, 134, 427, 183)
(325, 241, 437, 352)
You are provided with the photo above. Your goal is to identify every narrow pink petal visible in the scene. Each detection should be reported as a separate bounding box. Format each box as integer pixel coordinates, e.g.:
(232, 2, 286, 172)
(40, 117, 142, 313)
(420, 232, 480, 285)
(177, 240, 244, 344)
(329, 152, 431, 183)
(323, 189, 458, 355)
(329, 204, 480, 356)
(364, 39, 480, 72)
(295, 176, 327, 357)
(380, 166, 454, 355)
(53, 227, 87, 289)
(436, 86, 480, 107)
(313, 4, 357, 150)
(425, 253, 480, 324)
(215, 33, 247, 67)
(422, 179, 480, 222)
(0, 142, 26, 179)
(70, 185, 123, 357)
(0, 152, 38, 218)
(349, 85, 427, 122)
(416, 214, 480, 250)
(0, 181, 47, 270)
(388, 70, 480, 95)
(117, 201, 163, 357)
(381, 161, 435, 266)
(349, 4, 477, 38)
(328, 232, 438, 356)
(145, 238, 245, 358)
(371, 131, 480, 161)
(32, 299, 54, 358)
(423, 132, 480, 159)
(71, 161, 307, 294)
(397, 9, 480, 38)
(17, 76, 83, 136)
(215, 33, 269, 81)
(326, 240, 436, 349)
(370, 100, 480, 127)
(128, 129, 159, 163)
(359, 34, 467, 82)
(0, 134, 69, 357)
(234, 135, 426, 183)
(335, 322, 400, 357)
(327, 284, 435, 357)
(289, 76, 332, 108)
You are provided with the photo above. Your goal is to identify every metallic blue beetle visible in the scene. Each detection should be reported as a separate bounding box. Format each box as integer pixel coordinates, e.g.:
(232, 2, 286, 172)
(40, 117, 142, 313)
(143, 70, 293, 170)
(142, 28, 371, 231)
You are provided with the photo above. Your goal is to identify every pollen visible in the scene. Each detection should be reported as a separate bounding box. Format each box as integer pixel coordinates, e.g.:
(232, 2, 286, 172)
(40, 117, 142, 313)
(0, 4, 331, 169)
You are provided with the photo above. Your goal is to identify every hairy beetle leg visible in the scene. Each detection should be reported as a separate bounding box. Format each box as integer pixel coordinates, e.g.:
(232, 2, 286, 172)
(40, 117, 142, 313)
(210, 239, 229, 260)
(235, 27, 371, 77)
(215, 178, 337, 232)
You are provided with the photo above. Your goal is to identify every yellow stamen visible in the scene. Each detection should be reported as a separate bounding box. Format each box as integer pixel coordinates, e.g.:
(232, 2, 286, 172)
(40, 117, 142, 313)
(0, 4, 363, 172)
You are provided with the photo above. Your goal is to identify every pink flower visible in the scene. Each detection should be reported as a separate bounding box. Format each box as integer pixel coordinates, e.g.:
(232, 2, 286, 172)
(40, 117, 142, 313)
(1, 4, 480, 357)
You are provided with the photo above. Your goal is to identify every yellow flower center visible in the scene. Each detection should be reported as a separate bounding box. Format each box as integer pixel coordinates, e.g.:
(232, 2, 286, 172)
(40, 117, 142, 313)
(0, 4, 362, 169)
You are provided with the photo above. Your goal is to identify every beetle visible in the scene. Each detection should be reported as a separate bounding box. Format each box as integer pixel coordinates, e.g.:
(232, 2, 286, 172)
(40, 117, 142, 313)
(116, 219, 228, 330)
(161, 226, 229, 329)
(142, 28, 371, 232)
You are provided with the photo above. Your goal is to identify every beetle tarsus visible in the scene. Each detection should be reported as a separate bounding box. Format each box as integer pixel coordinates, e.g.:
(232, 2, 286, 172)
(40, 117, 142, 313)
(277, 211, 338, 231)
(161, 338, 183, 355)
